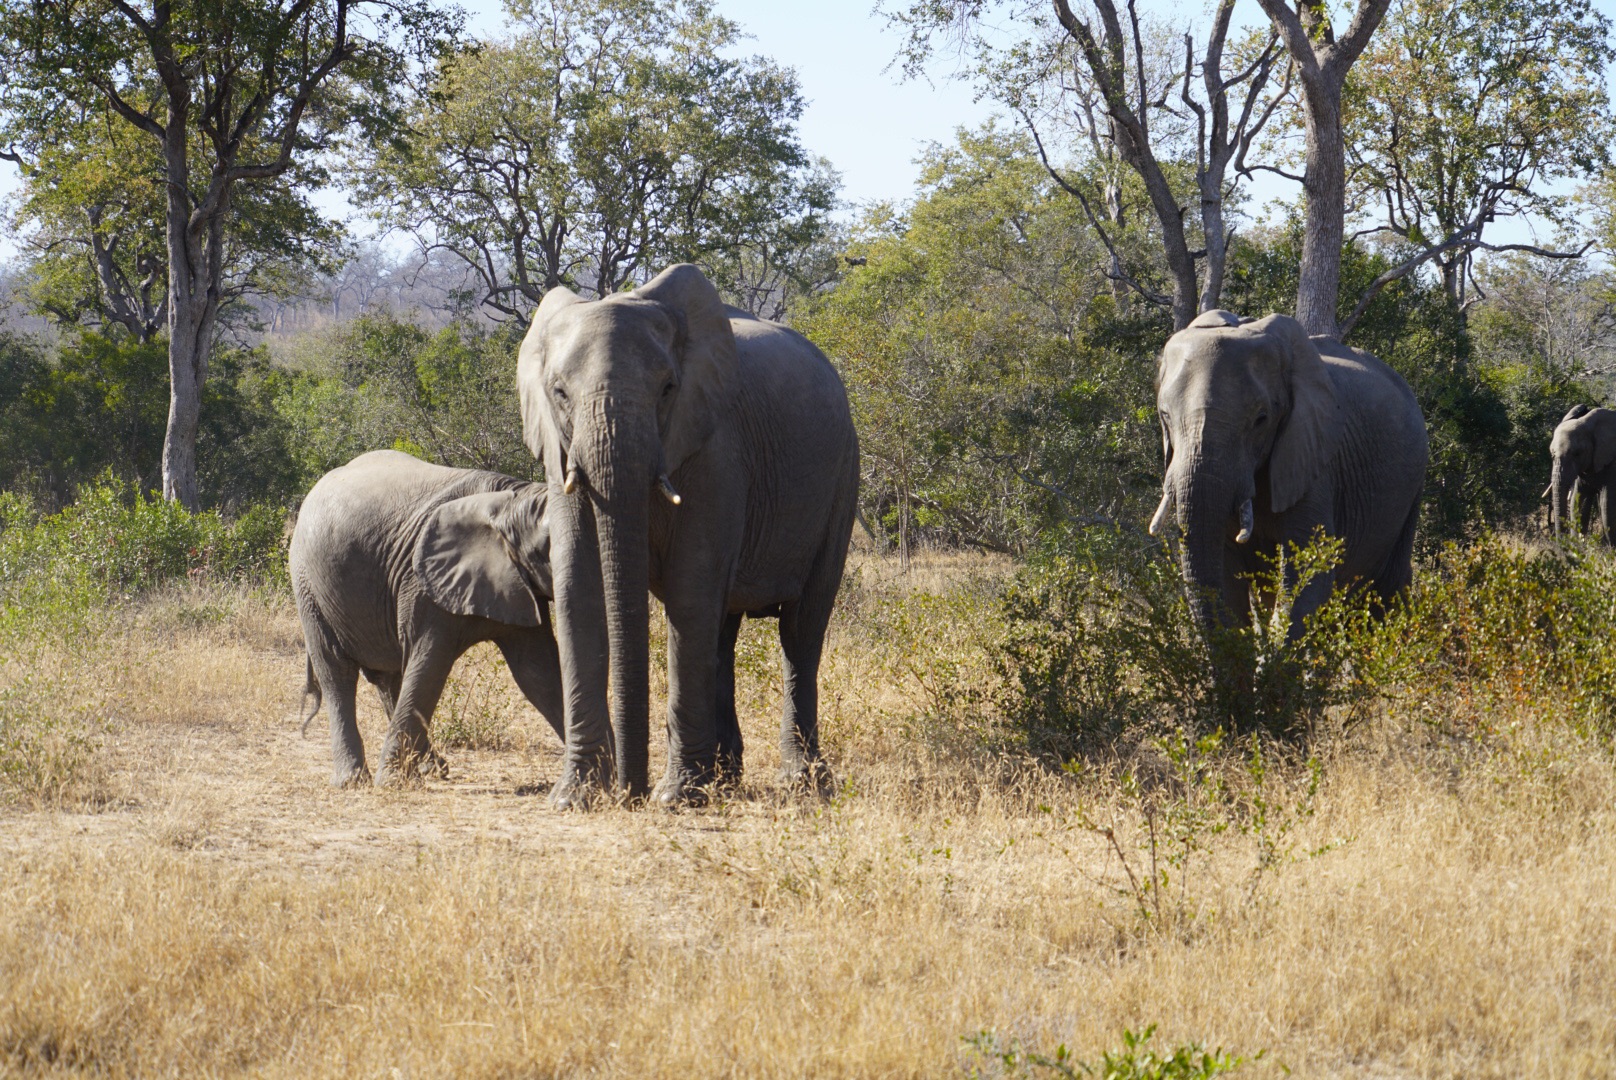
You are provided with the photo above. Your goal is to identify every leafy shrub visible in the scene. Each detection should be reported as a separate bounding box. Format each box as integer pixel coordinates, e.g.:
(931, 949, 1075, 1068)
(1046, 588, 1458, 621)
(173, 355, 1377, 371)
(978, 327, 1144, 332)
(967, 1024, 1248, 1079)
(0, 475, 289, 614)
(987, 526, 1373, 756)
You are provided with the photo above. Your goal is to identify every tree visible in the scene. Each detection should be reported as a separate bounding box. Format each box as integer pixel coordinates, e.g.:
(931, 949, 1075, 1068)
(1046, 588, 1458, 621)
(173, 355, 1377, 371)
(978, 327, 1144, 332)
(887, 0, 1287, 330)
(1336, 0, 1615, 336)
(1252, 0, 1391, 338)
(0, 0, 454, 507)
(798, 126, 1162, 557)
(354, 0, 838, 320)
(5, 103, 342, 344)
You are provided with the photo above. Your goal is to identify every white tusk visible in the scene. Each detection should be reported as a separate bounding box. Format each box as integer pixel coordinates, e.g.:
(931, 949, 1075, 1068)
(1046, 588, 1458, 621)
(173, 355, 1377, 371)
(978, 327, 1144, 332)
(563, 465, 582, 495)
(1235, 498, 1254, 544)
(1148, 489, 1174, 536)
(656, 474, 681, 506)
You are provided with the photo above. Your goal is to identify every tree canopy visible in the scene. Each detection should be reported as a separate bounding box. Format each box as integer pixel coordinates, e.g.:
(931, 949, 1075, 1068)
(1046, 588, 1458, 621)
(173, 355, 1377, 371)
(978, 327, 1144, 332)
(352, 0, 838, 319)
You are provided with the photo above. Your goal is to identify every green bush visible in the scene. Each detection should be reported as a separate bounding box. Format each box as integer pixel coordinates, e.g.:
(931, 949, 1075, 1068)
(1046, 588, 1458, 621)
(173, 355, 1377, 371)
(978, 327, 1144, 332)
(0, 475, 289, 614)
(967, 1025, 1248, 1079)
(987, 526, 1374, 757)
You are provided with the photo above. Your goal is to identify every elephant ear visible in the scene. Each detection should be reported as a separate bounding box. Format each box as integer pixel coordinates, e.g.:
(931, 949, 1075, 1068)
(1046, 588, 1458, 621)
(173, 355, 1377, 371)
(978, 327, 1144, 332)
(1591, 410, 1616, 471)
(414, 491, 542, 627)
(1262, 315, 1342, 514)
(518, 287, 584, 469)
(1563, 403, 1594, 424)
(635, 263, 738, 473)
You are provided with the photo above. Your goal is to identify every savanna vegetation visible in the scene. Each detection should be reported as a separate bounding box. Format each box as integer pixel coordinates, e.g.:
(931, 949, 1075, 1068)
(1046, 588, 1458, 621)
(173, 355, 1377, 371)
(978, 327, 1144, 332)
(3, 0, 1616, 1075)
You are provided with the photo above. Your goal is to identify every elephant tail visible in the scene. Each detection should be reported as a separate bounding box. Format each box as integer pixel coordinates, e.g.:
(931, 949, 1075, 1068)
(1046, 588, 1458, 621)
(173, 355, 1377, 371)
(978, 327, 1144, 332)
(298, 654, 322, 737)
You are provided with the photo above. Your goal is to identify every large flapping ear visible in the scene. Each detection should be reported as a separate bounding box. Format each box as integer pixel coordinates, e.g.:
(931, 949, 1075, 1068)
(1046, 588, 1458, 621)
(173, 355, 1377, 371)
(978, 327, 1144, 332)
(634, 264, 738, 472)
(1590, 409, 1616, 472)
(1259, 314, 1342, 514)
(517, 287, 584, 467)
(414, 491, 542, 627)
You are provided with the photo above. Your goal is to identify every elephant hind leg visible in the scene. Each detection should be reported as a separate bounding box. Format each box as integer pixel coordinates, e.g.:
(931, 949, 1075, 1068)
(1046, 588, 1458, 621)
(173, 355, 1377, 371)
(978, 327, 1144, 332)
(377, 638, 461, 786)
(1372, 497, 1421, 609)
(299, 605, 369, 788)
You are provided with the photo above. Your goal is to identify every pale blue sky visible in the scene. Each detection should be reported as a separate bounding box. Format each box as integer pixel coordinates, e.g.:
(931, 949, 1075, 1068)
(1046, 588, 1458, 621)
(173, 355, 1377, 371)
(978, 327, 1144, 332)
(3, 0, 1610, 259)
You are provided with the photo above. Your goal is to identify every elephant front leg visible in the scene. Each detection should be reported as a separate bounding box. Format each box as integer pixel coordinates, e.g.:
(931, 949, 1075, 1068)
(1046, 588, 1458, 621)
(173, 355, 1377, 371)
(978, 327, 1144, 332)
(376, 642, 457, 786)
(654, 601, 727, 809)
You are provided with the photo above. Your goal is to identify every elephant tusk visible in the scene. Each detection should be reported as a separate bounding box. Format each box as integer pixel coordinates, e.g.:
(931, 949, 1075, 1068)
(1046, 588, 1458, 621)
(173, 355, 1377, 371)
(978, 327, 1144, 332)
(563, 464, 582, 495)
(1235, 499, 1254, 544)
(1148, 489, 1174, 536)
(656, 474, 682, 506)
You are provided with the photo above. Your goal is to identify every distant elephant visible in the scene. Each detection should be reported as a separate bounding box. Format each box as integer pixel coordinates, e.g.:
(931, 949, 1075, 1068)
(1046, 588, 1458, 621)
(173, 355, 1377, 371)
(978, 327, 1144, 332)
(518, 263, 859, 808)
(290, 450, 563, 787)
(1149, 310, 1428, 635)
(1547, 404, 1616, 541)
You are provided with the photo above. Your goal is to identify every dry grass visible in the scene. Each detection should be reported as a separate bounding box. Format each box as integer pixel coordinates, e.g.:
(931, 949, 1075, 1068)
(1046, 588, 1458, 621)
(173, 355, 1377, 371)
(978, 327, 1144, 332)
(2, 555, 1615, 1077)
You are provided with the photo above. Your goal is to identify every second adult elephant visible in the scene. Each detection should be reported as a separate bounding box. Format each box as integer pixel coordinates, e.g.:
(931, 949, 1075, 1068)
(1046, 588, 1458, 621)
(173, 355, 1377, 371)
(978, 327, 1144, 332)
(1547, 404, 1616, 541)
(518, 264, 860, 808)
(1150, 310, 1428, 634)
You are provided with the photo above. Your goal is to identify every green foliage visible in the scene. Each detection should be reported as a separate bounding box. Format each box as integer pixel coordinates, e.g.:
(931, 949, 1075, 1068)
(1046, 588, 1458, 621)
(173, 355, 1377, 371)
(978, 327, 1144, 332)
(1344, 0, 1615, 286)
(0, 332, 301, 510)
(798, 124, 1165, 555)
(273, 314, 534, 483)
(352, 0, 836, 319)
(990, 526, 1370, 755)
(0, 477, 288, 617)
(967, 1025, 1248, 1079)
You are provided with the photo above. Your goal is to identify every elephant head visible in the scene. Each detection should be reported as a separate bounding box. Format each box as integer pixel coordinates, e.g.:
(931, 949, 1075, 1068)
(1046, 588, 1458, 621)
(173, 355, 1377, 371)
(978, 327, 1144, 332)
(517, 264, 736, 799)
(1150, 310, 1342, 629)
(1548, 404, 1616, 536)
(413, 486, 553, 624)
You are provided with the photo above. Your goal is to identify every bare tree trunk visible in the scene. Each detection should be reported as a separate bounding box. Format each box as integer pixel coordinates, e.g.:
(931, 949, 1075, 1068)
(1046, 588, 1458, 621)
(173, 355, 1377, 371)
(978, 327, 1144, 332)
(1296, 79, 1347, 338)
(1256, 0, 1392, 340)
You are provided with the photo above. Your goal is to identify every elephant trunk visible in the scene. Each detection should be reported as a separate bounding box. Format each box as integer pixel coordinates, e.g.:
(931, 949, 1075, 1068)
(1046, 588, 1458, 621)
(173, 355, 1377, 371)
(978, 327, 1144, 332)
(578, 401, 653, 799)
(1173, 468, 1238, 634)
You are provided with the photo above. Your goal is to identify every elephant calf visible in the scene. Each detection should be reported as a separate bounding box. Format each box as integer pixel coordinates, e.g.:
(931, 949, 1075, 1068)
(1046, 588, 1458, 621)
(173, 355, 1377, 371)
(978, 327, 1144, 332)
(291, 450, 563, 787)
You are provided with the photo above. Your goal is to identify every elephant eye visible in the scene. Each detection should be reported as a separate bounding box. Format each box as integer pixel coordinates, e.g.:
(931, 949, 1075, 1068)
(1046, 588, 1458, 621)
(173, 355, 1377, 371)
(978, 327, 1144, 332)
(662, 382, 676, 399)
(551, 385, 568, 403)
(1253, 413, 1269, 428)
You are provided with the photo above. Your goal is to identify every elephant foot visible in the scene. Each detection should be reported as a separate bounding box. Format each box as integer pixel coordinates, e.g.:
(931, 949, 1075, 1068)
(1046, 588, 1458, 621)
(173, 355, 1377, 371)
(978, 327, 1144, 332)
(330, 763, 371, 789)
(550, 758, 614, 811)
(780, 759, 835, 798)
(653, 762, 720, 810)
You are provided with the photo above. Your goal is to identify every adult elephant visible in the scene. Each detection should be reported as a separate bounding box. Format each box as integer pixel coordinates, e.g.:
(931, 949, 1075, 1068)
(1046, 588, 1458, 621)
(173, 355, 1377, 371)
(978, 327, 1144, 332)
(1149, 310, 1428, 634)
(1547, 405, 1616, 541)
(518, 263, 859, 808)
(291, 450, 563, 787)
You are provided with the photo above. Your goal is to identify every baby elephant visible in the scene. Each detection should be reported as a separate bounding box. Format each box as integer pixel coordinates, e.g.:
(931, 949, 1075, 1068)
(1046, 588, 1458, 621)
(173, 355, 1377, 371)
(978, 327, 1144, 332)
(291, 450, 562, 787)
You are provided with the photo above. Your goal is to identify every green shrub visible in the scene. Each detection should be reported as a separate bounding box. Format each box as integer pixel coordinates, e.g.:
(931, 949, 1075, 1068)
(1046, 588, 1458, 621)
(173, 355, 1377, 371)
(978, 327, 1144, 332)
(0, 475, 289, 614)
(987, 526, 1374, 756)
(967, 1025, 1249, 1079)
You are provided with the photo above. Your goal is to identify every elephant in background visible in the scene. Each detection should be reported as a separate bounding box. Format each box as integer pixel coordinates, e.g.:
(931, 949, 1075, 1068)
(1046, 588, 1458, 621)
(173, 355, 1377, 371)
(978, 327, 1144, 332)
(1547, 405, 1616, 541)
(291, 450, 563, 787)
(518, 263, 859, 808)
(1150, 310, 1428, 635)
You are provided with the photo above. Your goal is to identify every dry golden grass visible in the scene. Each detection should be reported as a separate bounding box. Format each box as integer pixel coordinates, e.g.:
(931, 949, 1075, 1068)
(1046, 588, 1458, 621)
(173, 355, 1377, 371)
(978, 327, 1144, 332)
(2, 554, 1614, 1077)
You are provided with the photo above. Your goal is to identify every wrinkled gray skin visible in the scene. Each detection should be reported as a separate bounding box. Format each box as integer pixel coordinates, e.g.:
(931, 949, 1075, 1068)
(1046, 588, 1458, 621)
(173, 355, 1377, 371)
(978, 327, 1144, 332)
(290, 450, 562, 787)
(519, 263, 859, 808)
(1548, 405, 1616, 542)
(1151, 311, 1428, 635)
